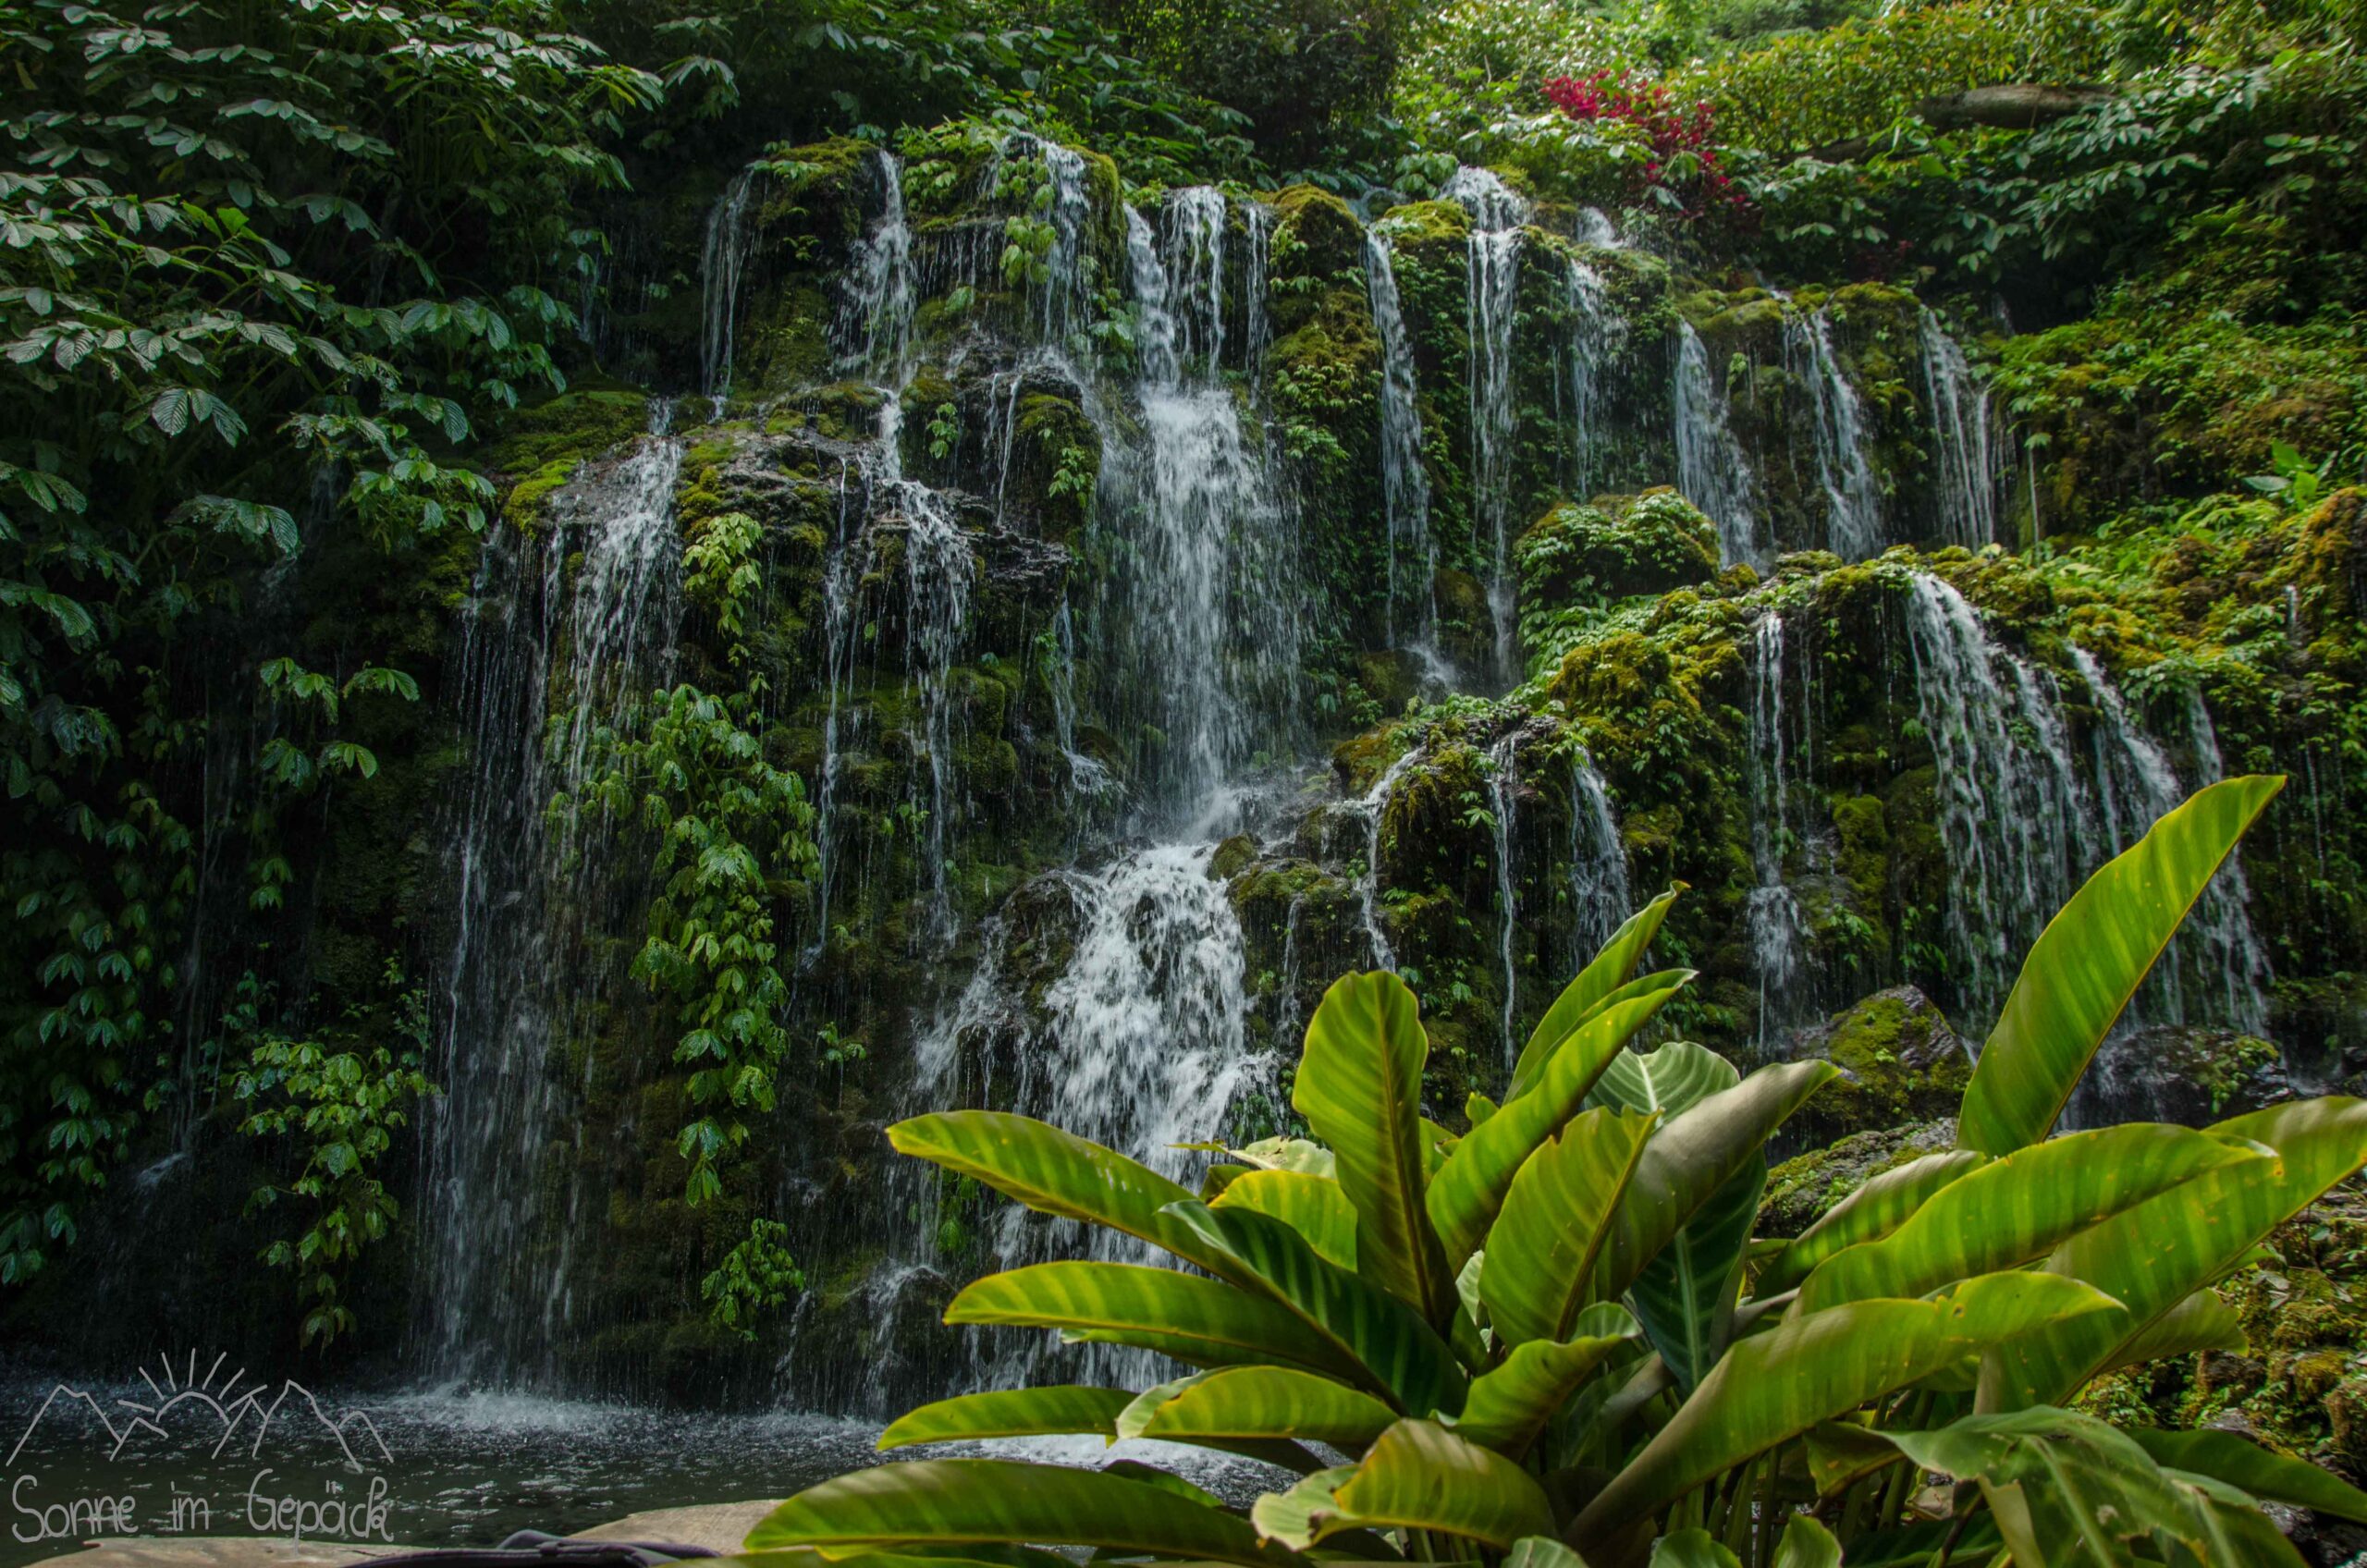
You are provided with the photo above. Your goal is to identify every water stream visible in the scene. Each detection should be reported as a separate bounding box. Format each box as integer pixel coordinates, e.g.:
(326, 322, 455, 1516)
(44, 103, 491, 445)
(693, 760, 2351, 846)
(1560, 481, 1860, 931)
(1674, 320, 1763, 569)
(1441, 167, 1530, 682)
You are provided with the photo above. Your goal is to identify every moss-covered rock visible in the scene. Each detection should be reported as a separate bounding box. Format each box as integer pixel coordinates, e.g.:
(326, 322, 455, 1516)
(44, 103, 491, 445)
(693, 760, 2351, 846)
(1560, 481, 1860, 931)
(1781, 986, 1970, 1145)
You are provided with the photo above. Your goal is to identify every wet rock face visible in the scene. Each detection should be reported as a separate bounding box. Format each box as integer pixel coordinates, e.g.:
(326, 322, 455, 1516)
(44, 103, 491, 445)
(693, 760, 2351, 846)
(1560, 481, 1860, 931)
(1758, 1117, 1957, 1239)
(2068, 1024, 2294, 1129)
(1777, 985, 1971, 1148)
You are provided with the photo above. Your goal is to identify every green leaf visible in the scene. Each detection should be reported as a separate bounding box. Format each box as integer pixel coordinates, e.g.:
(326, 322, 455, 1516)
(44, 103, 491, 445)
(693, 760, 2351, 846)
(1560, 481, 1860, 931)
(1294, 973, 1455, 1324)
(1587, 1039, 1738, 1119)
(1508, 886, 1684, 1100)
(1794, 1123, 2268, 1313)
(1449, 1304, 1637, 1458)
(1481, 1108, 1657, 1348)
(1248, 1467, 1355, 1551)
(745, 1459, 1305, 1567)
(1211, 1170, 1356, 1269)
(1769, 1514, 1840, 1568)
(1957, 777, 2283, 1157)
(1130, 1366, 1397, 1452)
(945, 1262, 1361, 1382)
(1888, 1408, 2306, 1568)
(2100, 1288, 2245, 1375)
(1757, 1150, 1988, 1296)
(1630, 1155, 1762, 1392)
(1648, 1530, 1739, 1567)
(1569, 1272, 2121, 1544)
(1592, 1060, 1838, 1306)
(1327, 1420, 1557, 1550)
(1980, 1097, 2367, 1409)
(1161, 1201, 1465, 1416)
(1503, 1537, 1592, 1568)
(889, 1111, 1245, 1281)
(1428, 986, 1685, 1268)
(878, 1387, 1130, 1450)
(2128, 1428, 2367, 1523)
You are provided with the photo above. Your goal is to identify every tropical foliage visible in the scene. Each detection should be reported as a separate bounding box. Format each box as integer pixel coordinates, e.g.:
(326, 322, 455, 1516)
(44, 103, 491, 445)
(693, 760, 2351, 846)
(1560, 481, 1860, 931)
(743, 776, 2367, 1563)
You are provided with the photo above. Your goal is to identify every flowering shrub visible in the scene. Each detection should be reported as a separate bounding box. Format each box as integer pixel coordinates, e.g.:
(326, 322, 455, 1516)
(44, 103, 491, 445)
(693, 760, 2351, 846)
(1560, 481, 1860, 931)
(1543, 69, 1757, 225)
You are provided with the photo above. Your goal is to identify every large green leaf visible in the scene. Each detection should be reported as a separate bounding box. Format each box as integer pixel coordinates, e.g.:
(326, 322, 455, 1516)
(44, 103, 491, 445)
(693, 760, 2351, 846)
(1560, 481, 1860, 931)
(1211, 1170, 1356, 1269)
(1428, 986, 1686, 1268)
(1449, 1303, 1637, 1458)
(1161, 1202, 1466, 1416)
(1888, 1408, 2307, 1568)
(1481, 1108, 1657, 1347)
(2101, 1288, 2246, 1375)
(1294, 972, 1456, 1324)
(889, 1111, 1245, 1282)
(1127, 1366, 1398, 1452)
(1503, 1538, 1592, 1568)
(945, 1262, 1359, 1382)
(1769, 1515, 1841, 1568)
(745, 1459, 1306, 1567)
(2128, 1428, 2367, 1523)
(1756, 1150, 1988, 1296)
(1591, 1060, 1838, 1306)
(878, 1387, 1131, 1450)
(1587, 1039, 1739, 1119)
(1793, 1123, 2268, 1314)
(1980, 1096, 2367, 1409)
(1630, 1156, 1763, 1392)
(1328, 1420, 1557, 1549)
(1569, 1272, 2121, 1545)
(1956, 776, 2284, 1158)
(1508, 886, 1685, 1101)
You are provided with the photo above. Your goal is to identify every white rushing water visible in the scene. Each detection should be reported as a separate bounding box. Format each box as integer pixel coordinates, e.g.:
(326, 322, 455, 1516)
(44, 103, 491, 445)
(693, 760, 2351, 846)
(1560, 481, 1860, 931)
(699, 173, 755, 405)
(1566, 743, 1632, 969)
(1562, 257, 1624, 501)
(1919, 309, 2000, 549)
(1907, 572, 2271, 1035)
(423, 410, 685, 1381)
(1746, 612, 1809, 1049)
(1783, 301, 1884, 559)
(1442, 167, 1529, 682)
(1487, 732, 1523, 1063)
(1674, 319, 1763, 570)
(1367, 231, 1437, 654)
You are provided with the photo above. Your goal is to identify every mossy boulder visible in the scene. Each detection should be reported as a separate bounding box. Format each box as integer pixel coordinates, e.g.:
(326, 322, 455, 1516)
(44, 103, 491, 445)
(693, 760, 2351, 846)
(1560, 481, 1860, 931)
(2068, 1025, 2293, 1128)
(1782, 986, 1970, 1145)
(1516, 488, 1721, 611)
(1759, 1117, 1957, 1238)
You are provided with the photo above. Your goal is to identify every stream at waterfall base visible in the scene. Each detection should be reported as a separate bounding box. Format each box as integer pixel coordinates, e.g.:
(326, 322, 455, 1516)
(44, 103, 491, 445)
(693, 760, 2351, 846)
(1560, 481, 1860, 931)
(0, 1372, 1277, 1564)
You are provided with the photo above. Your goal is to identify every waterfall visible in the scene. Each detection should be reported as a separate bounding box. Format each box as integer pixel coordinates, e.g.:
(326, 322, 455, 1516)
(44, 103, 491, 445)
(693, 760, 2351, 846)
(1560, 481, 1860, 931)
(1567, 745, 1631, 969)
(422, 411, 685, 1382)
(1353, 750, 1424, 968)
(938, 843, 1262, 1390)
(1674, 320, 1763, 570)
(2071, 648, 2272, 1033)
(1244, 201, 1273, 383)
(1487, 733, 1522, 1063)
(899, 485, 976, 945)
(1564, 258, 1623, 501)
(991, 133, 1095, 346)
(1746, 613, 1809, 1050)
(1366, 232, 1436, 652)
(1904, 573, 2084, 1024)
(1919, 309, 1999, 549)
(1162, 187, 1229, 374)
(1047, 595, 1114, 799)
(1441, 167, 1528, 682)
(1906, 573, 2269, 1038)
(843, 150, 916, 379)
(1120, 197, 1295, 821)
(699, 172, 755, 404)
(1783, 303, 1883, 559)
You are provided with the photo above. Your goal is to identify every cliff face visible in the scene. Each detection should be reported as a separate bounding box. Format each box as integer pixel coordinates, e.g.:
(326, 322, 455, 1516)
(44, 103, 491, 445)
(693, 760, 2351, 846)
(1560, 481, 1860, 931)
(25, 125, 2363, 1414)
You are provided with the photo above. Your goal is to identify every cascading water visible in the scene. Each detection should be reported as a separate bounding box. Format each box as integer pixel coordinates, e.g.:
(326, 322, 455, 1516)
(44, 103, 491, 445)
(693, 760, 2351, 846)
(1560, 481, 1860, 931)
(1355, 749, 1423, 968)
(700, 173, 755, 404)
(1906, 573, 2271, 1038)
(1674, 319, 1764, 569)
(1486, 732, 1522, 1063)
(1919, 309, 2000, 549)
(1563, 258, 1624, 500)
(1783, 302, 1883, 559)
(2070, 647, 2272, 1032)
(1366, 231, 1437, 654)
(1566, 744, 1630, 967)
(422, 410, 686, 1382)
(845, 150, 916, 378)
(1746, 613, 1809, 1049)
(1441, 167, 1528, 682)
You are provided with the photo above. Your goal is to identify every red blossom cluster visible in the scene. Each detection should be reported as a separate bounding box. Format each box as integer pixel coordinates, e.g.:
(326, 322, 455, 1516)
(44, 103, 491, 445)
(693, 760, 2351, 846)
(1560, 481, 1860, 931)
(1541, 69, 1755, 227)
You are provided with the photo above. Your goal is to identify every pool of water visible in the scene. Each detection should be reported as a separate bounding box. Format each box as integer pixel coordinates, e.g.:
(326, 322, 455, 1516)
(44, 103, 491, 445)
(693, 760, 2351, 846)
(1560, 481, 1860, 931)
(0, 1370, 1277, 1565)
